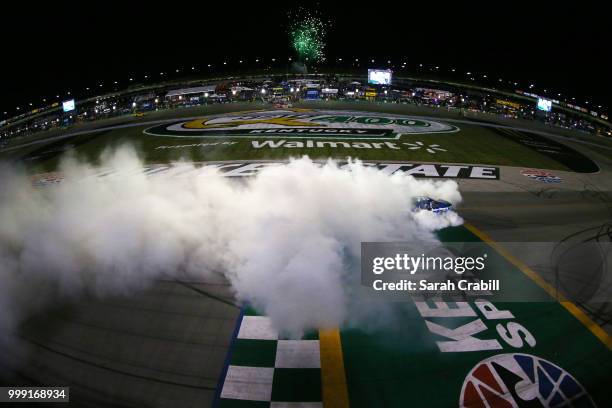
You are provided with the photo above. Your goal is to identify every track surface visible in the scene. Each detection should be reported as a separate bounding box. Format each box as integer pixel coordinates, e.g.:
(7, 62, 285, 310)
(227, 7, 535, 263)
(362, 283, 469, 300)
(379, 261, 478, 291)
(1, 103, 611, 407)
(460, 138, 612, 334)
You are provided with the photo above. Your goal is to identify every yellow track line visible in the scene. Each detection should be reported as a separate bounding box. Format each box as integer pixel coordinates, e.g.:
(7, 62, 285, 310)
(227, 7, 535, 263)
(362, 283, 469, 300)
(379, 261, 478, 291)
(464, 222, 612, 350)
(319, 328, 350, 408)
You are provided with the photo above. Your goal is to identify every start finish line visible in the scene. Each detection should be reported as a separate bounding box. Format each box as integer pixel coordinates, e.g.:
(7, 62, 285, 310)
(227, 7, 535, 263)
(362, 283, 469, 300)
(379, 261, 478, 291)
(214, 224, 611, 408)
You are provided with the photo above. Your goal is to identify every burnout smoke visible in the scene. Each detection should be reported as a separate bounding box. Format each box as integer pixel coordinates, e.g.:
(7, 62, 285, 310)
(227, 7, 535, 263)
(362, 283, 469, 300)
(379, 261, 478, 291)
(0, 147, 462, 346)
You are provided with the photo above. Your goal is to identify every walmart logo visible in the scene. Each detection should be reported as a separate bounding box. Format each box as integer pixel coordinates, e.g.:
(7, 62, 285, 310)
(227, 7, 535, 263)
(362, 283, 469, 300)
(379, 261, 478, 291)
(403, 141, 447, 154)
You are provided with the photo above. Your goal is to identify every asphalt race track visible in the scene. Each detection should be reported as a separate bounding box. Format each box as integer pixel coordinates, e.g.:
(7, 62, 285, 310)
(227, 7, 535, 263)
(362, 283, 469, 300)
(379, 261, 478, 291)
(5, 277, 239, 407)
(459, 138, 612, 335)
(1, 103, 611, 407)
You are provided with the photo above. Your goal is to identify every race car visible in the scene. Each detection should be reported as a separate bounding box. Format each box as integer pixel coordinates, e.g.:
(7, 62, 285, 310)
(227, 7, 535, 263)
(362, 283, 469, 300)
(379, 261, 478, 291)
(413, 196, 453, 213)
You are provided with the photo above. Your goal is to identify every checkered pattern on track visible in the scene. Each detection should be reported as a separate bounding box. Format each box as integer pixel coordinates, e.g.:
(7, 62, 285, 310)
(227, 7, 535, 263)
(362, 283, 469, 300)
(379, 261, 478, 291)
(218, 310, 322, 408)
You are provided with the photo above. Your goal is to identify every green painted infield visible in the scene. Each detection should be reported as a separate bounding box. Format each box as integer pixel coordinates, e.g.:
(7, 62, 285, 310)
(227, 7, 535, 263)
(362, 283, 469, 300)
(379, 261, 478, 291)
(341, 226, 612, 407)
(2, 107, 581, 174)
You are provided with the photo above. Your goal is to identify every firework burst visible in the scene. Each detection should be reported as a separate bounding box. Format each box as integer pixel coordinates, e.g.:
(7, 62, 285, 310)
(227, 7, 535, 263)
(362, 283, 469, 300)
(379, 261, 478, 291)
(289, 11, 327, 62)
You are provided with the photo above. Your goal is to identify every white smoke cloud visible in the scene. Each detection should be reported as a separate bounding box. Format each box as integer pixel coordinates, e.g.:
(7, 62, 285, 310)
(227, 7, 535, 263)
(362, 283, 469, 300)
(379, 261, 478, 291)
(0, 147, 462, 345)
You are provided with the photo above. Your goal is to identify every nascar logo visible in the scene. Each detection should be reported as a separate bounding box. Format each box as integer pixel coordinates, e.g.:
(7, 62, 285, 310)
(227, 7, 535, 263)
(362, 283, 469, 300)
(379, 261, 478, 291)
(144, 110, 459, 138)
(521, 169, 563, 183)
(460, 353, 594, 408)
(31, 172, 64, 186)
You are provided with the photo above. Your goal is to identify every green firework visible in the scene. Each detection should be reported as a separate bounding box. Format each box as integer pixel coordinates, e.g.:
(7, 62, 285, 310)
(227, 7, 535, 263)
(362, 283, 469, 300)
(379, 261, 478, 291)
(290, 14, 327, 62)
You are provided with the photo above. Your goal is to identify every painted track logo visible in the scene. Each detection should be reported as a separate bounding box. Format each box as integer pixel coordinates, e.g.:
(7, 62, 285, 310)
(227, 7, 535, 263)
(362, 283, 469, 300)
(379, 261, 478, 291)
(31, 172, 65, 186)
(521, 169, 563, 183)
(143, 110, 459, 139)
(460, 353, 594, 408)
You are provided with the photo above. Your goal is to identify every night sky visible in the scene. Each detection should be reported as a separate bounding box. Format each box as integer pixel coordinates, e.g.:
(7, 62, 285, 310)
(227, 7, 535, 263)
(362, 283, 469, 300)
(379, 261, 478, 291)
(1, 2, 610, 116)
